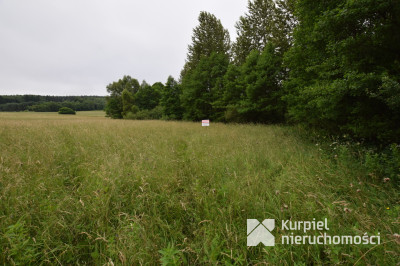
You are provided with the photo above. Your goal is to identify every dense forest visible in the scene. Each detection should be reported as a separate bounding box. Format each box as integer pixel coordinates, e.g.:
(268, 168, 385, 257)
(105, 0, 400, 144)
(0, 95, 106, 112)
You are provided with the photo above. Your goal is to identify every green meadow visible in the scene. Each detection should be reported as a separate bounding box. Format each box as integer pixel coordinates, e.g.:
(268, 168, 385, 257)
(0, 111, 398, 265)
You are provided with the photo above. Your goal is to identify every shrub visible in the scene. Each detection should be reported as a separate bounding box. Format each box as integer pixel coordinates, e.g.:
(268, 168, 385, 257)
(224, 105, 242, 123)
(58, 107, 76, 115)
(125, 106, 163, 120)
(364, 144, 400, 185)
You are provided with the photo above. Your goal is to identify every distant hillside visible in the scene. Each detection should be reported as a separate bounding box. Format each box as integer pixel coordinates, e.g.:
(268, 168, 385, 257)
(0, 95, 106, 112)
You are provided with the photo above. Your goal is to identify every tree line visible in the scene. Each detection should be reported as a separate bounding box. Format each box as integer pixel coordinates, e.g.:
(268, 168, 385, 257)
(106, 0, 400, 144)
(0, 95, 106, 112)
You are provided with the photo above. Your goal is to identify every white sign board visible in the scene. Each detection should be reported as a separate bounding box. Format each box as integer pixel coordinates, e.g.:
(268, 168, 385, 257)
(202, 119, 210, 126)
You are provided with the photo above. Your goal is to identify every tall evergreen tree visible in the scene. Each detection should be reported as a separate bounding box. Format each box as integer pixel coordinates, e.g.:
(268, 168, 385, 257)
(181, 11, 230, 78)
(180, 12, 231, 120)
(221, 44, 286, 123)
(240, 44, 286, 122)
(181, 53, 229, 121)
(232, 0, 295, 65)
(160, 76, 183, 120)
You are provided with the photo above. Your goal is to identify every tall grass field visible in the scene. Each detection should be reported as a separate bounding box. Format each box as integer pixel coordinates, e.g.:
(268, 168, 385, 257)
(0, 111, 398, 264)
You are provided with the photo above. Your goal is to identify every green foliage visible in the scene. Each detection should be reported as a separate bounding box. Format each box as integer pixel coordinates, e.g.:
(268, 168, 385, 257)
(179, 12, 231, 122)
(220, 44, 286, 123)
(33, 102, 64, 112)
(0, 95, 105, 112)
(125, 106, 163, 120)
(106, 77, 162, 119)
(364, 144, 400, 185)
(121, 89, 135, 117)
(160, 76, 183, 120)
(105, 76, 140, 119)
(2, 220, 40, 264)
(223, 105, 242, 123)
(105, 96, 123, 119)
(106, 75, 140, 97)
(371, 75, 400, 113)
(239, 44, 286, 122)
(134, 81, 161, 110)
(222, 64, 244, 107)
(232, 0, 295, 64)
(284, 0, 400, 142)
(184, 11, 230, 76)
(159, 243, 185, 266)
(103, 2, 399, 145)
(181, 52, 229, 121)
(58, 107, 76, 114)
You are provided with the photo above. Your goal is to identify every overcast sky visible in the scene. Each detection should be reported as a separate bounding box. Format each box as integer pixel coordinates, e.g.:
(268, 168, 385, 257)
(0, 0, 247, 96)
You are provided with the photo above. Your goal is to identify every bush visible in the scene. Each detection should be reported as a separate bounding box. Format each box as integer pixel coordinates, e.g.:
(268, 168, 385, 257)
(125, 106, 163, 120)
(224, 105, 242, 123)
(364, 144, 400, 185)
(58, 107, 76, 115)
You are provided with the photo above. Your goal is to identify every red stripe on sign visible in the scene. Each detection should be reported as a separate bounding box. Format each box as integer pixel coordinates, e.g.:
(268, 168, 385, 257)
(202, 120, 209, 123)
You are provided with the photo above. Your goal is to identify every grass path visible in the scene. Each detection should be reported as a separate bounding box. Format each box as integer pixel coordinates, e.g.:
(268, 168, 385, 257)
(0, 111, 398, 264)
